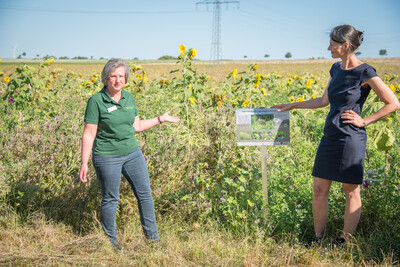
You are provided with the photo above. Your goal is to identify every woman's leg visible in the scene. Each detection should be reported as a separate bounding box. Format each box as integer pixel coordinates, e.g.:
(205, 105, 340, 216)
(342, 183, 361, 237)
(92, 155, 124, 246)
(122, 149, 159, 240)
(313, 177, 332, 238)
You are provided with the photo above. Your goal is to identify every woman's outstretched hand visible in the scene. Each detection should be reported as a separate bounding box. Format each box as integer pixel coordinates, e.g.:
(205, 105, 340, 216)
(160, 111, 180, 123)
(270, 103, 296, 112)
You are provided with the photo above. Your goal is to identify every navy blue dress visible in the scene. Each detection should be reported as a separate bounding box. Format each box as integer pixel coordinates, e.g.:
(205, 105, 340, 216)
(312, 62, 378, 184)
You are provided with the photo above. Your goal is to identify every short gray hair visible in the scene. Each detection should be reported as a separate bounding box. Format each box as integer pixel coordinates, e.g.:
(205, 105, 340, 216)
(330, 24, 364, 53)
(101, 58, 130, 86)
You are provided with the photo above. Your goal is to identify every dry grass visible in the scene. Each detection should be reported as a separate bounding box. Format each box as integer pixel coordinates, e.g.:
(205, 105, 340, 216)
(0, 208, 389, 266)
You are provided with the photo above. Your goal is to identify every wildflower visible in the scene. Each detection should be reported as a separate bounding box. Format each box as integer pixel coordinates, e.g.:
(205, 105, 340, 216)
(189, 48, 197, 60)
(363, 181, 370, 188)
(289, 96, 295, 103)
(91, 77, 96, 83)
(287, 79, 292, 86)
(243, 100, 250, 107)
(43, 57, 55, 66)
(306, 78, 314, 89)
(0, 58, 2, 61)
(7, 96, 14, 102)
(312, 93, 316, 99)
(389, 84, 395, 92)
(46, 82, 51, 87)
(231, 68, 238, 79)
(189, 97, 195, 105)
(79, 73, 83, 78)
(7, 113, 11, 116)
(4, 76, 10, 83)
(254, 81, 260, 87)
(179, 44, 186, 54)
(131, 64, 142, 72)
(233, 176, 238, 182)
(384, 74, 390, 80)
(217, 101, 223, 107)
(295, 75, 302, 80)
(262, 87, 267, 96)
(143, 74, 148, 83)
(297, 96, 305, 102)
(255, 73, 261, 81)
(251, 64, 259, 71)
(137, 74, 143, 80)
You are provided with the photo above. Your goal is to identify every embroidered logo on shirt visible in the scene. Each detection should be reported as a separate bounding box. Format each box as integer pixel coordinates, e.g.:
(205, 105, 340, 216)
(107, 105, 117, 112)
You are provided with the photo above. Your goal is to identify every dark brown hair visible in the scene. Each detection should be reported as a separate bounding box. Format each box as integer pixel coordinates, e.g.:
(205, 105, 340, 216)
(330, 24, 364, 52)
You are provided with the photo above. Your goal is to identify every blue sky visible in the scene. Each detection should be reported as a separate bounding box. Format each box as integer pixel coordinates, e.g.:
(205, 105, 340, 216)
(1, 0, 399, 60)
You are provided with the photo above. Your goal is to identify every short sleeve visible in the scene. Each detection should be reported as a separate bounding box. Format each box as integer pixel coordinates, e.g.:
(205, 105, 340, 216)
(329, 62, 339, 77)
(361, 65, 378, 83)
(84, 97, 99, 124)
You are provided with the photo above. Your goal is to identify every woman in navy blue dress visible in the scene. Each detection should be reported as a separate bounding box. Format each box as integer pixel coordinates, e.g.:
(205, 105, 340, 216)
(272, 24, 400, 243)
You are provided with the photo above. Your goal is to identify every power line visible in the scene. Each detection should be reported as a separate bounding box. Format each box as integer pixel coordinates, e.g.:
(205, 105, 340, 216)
(0, 5, 195, 15)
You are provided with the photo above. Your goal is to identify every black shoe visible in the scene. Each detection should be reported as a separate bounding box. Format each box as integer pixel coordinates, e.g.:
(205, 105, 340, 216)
(336, 237, 346, 245)
(304, 236, 322, 248)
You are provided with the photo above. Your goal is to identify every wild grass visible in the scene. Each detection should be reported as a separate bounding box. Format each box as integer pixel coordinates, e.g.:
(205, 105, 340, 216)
(2, 207, 394, 266)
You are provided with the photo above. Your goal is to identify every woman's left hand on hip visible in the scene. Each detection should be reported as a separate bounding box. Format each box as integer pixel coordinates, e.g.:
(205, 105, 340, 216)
(341, 110, 366, 127)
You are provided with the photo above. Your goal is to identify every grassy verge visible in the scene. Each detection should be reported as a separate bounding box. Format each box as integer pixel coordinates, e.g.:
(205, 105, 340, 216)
(2, 208, 394, 266)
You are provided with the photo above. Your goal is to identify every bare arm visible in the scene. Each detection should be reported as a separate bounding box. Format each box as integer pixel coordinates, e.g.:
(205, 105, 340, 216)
(79, 123, 98, 183)
(271, 79, 331, 111)
(341, 77, 400, 127)
(133, 111, 180, 132)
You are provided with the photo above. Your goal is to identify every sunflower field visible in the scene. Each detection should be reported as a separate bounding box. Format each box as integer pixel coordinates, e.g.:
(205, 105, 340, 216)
(1, 49, 400, 265)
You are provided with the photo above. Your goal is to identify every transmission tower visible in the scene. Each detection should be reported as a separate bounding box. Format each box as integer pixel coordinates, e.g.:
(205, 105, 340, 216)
(196, 0, 239, 61)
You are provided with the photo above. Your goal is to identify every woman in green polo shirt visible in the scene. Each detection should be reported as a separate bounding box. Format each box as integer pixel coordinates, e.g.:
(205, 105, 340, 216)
(79, 58, 179, 251)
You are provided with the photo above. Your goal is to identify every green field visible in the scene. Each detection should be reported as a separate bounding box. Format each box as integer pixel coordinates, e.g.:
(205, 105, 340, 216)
(1, 56, 400, 266)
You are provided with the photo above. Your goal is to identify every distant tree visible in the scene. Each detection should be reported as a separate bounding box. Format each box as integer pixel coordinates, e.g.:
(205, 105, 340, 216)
(59, 56, 69, 59)
(36, 54, 40, 58)
(133, 57, 139, 60)
(91, 56, 94, 60)
(355, 51, 361, 56)
(285, 52, 292, 59)
(264, 54, 270, 59)
(72, 56, 89, 60)
(379, 49, 387, 56)
(243, 55, 247, 59)
(22, 52, 26, 57)
(158, 55, 175, 60)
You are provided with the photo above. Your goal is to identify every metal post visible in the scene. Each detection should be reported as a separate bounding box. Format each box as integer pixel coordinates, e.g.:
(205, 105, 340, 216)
(260, 146, 268, 205)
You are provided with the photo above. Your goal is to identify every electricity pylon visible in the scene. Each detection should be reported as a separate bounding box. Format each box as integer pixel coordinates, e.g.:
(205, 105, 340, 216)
(196, 0, 239, 61)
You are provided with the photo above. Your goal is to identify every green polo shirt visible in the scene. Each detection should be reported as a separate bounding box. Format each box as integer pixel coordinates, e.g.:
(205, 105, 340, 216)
(84, 87, 139, 156)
